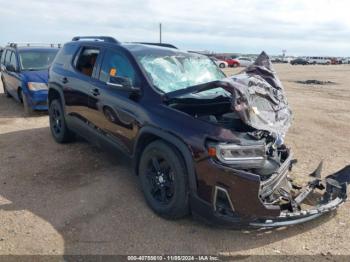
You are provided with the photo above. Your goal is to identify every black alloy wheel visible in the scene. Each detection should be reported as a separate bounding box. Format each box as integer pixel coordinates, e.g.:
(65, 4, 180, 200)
(50, 101, 63, 136)
(139, 140, 189, 219)
(146, 155, 175, 204)
(49, 99, 74, 143)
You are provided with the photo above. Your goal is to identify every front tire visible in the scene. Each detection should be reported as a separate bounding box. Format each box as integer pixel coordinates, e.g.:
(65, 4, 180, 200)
(49, 99, 74, 143)
(21, 90, 34, 116)
(219, 63, 225, 68)
(139, 140, 189, 219)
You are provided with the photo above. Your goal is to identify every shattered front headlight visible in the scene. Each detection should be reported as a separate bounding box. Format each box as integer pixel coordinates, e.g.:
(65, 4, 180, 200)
(208, 143, 266, 168)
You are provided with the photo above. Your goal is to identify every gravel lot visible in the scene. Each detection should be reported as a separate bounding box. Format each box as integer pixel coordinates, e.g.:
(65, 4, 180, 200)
(0, 64, 349, 257)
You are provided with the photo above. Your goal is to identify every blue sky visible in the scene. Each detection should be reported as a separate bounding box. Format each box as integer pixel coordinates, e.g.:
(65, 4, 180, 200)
(0, 0, 349, 56)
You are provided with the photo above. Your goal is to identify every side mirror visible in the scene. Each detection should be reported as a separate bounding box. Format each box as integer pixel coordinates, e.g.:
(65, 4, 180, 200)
(107, 76, 140, 94)
(6, 64, 16, 72)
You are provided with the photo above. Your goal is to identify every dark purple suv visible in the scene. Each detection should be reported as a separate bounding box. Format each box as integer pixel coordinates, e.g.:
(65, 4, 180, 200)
(48, 36, 350, 228)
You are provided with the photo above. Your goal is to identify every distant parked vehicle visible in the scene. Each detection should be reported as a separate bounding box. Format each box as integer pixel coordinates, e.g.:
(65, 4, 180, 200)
(342, 58, 350, 64)
(272, 58, 289, 64)
(215, 56, 240, 68)
(226, 58, 240, 67)
(236, 57, 254, 67)
(290, 58, 309, 65)
(306, 56, 332, 65)
(210, 57, 228, 68)
(0, 43, 59, 114)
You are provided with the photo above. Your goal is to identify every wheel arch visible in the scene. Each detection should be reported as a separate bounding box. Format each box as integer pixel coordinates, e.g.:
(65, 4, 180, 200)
(17, 85, 23, 102)
(133, 126, 197, 192)
(48, 86, 65, 107)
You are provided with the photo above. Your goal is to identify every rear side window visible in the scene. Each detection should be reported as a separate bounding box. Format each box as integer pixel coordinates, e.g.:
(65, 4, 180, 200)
(53, 43, 78, 69)
(99, 49, 137, 85)
(75, 47, 100, 77)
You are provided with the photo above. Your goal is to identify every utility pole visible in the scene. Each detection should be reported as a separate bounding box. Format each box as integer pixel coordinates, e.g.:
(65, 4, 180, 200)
(159, 23, 162, 43)
(282, 49, 287, 58)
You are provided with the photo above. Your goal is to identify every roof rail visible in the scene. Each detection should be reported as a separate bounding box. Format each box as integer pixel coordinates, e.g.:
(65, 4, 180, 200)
(72, 36, 120, 44)
(133, 42, 178, 49)
(7, 42, 61, 48)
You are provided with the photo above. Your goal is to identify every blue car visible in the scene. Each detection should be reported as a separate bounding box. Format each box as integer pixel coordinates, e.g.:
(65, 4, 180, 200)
(0, 43, 59, 114)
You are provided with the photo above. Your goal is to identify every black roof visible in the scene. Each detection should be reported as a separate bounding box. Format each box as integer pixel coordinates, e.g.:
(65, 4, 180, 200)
(131, 42, 177, 49)
(69, 36, 182, 55)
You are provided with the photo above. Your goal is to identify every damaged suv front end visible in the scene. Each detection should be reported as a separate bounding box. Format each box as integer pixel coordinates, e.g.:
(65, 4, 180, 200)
(136, 49, 350, 228)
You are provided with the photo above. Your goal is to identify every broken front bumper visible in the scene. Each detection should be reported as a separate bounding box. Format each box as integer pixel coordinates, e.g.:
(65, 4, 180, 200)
(250, 164, 350, 227)
(193, 156, 350, 228)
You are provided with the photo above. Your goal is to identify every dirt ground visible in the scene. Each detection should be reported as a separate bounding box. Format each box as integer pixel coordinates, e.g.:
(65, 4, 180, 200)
(0, 64, 349, 257)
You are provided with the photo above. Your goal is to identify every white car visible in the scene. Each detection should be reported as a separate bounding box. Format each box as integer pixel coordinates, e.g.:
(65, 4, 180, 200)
(306, 56, 332, 65)
(236, 57, 254, 67)
(210, 57, 228, 68)
(341, 58, 350, 64)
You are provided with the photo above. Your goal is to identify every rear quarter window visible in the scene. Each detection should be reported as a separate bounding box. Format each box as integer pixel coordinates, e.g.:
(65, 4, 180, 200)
(53, 43, 79, 70)
(74, 47, 100, 77)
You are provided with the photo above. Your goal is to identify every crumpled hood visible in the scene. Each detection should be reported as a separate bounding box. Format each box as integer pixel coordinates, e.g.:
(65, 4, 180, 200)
(166, 52, 292, 140)
(225, 52, 292, 139)
(21, 70, 49, 84)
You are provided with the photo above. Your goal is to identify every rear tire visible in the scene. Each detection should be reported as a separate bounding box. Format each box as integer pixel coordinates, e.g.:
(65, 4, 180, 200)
(21, 90, 34, 116)
(233, 63, 239, 68)
(139, 140, 189, 219)
(49, 99, 75, 143)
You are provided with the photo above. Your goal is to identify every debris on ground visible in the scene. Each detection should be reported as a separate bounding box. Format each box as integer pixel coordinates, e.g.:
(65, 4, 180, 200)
(296, 80, 337, 85)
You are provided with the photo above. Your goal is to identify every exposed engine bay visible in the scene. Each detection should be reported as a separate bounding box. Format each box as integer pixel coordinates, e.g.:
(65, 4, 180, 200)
(167, 52, 291, 178)
(165, 52, 350, 226)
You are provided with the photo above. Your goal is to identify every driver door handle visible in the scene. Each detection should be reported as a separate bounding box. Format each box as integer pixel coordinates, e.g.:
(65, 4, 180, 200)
(62, 77, 68, 84)
(91, 88, 100, 96)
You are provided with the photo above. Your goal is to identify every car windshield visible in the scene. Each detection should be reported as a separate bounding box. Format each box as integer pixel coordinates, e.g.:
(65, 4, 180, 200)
(137, 53, 226, 93)
(19, 49, 58, 71)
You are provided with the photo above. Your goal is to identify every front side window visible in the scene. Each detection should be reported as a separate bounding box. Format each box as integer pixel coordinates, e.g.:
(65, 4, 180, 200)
(136, 53, 225, 93)
(19, 49, 58, 71)
(75, 47, 100, 77)
(99, 50, 137, 85)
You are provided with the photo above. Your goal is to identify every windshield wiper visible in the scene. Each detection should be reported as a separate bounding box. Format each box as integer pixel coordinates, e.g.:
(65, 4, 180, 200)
(23, 68, 47, 71)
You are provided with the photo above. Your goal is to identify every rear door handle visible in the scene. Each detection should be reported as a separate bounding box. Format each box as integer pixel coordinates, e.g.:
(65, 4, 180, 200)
(91, 88, 100, 96)
(62, 77, 68, 84)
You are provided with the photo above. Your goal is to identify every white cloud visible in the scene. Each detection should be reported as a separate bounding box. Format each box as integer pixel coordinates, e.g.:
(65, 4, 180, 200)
(0, 0, 349, 56)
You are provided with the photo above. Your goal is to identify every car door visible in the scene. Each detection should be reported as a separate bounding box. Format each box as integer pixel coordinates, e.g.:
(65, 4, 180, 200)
(0, 49, 7, 72)
(86, 48, 141, 154)
(63, 46, 102, 126)
(2, 50, 12, 93)
(3, 51, 20, 98)
(3, 50, 21, 99)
